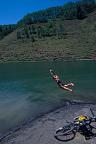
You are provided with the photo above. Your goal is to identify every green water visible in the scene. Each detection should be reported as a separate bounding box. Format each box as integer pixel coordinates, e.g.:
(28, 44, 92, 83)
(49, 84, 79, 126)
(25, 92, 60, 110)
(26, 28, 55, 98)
(0, 61, 96, 135)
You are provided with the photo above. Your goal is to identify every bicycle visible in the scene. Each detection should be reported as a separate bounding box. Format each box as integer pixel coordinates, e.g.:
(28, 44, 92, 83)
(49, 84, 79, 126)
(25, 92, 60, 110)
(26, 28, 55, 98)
(54, 108, 96, 141)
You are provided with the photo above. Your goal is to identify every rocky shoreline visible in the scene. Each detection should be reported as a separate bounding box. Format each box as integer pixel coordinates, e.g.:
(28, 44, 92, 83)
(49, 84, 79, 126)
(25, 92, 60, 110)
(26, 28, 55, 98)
(1, 102, 96, 144)
(0, 58, 95, 64)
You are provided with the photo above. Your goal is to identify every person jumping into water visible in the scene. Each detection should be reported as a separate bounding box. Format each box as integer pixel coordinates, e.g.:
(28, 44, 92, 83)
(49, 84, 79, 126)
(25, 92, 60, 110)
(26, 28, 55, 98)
(50, 69, 74, 92)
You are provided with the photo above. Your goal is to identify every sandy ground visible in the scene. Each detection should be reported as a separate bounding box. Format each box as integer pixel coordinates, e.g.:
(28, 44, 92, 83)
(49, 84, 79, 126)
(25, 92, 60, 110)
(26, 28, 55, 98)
(1, 104, 96, 144)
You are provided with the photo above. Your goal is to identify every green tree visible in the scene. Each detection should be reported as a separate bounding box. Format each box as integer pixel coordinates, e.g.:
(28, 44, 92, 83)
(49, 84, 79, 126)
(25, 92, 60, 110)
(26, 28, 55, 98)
(37, 26, 42, 38)
(31, 35, 35, 42)
(17, 31, 21, 39)
(77, 4, 86, 20)
(59, 24, 64, 36)
(24, 28, 30, 38)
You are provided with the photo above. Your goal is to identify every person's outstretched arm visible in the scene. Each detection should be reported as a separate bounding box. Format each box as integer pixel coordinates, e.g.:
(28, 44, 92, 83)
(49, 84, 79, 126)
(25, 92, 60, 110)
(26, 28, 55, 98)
(50, 69, 56, 76)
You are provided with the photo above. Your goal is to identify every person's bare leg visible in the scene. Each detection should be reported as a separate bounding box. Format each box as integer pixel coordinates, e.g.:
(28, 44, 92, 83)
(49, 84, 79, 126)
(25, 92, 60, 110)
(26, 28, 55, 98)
(63, 86, 72, 92)
(64, 83, 74, 87)
(59, 84, 73, 92)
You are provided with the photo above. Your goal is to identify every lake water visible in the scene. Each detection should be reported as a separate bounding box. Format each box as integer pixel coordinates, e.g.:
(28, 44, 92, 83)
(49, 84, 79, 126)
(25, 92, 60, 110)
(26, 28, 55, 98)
(0, 61, 96, 135)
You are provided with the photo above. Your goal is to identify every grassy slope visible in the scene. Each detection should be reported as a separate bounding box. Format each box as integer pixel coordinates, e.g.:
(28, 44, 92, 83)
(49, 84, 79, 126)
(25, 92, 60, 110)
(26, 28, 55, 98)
(0, 11, 96, 62)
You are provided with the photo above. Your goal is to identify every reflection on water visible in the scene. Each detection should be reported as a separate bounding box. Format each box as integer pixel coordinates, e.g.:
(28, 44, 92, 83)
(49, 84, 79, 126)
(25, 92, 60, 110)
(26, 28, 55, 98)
(0, 61, 96, 135)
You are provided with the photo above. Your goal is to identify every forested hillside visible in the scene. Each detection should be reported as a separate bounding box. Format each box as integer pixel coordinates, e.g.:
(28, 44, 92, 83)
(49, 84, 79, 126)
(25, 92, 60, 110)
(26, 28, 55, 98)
(0, 0, 96, 62)
(0, 0, 96, 40)
(18, 0, 96, 25)
(15, 0, 96, 42)
(0, 25, 16, 40)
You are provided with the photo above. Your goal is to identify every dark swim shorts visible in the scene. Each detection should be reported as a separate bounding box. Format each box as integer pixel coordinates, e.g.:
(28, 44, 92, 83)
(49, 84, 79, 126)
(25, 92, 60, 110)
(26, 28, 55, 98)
(57, 80, 62, 85)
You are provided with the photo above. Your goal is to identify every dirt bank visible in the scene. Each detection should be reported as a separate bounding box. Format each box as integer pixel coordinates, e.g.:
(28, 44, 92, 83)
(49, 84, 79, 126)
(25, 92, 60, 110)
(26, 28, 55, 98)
(1, 103, 96, 144)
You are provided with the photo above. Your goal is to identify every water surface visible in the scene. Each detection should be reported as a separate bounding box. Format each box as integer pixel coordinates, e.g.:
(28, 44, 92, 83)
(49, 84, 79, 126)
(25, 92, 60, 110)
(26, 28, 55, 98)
(0, 61, 96, 135)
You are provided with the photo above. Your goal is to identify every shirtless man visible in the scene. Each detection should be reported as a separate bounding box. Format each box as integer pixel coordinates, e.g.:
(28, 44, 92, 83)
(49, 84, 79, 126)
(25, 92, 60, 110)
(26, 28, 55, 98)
(50, 69, 74, 92)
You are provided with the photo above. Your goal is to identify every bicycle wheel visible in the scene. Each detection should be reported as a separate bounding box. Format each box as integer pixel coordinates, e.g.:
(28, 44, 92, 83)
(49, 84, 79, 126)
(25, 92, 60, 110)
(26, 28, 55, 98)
(91, 125, 96, 135)
(54, 127, 76, 142)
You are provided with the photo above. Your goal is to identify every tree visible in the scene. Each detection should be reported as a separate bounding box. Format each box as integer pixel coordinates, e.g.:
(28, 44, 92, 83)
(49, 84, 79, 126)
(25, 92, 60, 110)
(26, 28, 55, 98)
(77, 4, 86, 20)
(17, 31, 21, 39)
(24, 28, 30, 38)
(37, 26, 42, 38)
(31, 35, 35, 42)
(59, 24, 64, 37)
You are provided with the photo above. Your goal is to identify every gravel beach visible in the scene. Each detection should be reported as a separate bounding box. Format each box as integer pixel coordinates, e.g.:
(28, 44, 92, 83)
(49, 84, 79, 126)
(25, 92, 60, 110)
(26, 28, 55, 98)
(1, 103, 96, 144)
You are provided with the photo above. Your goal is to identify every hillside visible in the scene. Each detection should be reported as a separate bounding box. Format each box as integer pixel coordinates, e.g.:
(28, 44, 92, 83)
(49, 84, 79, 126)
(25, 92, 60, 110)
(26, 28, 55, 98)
(0, 8, 96, 62)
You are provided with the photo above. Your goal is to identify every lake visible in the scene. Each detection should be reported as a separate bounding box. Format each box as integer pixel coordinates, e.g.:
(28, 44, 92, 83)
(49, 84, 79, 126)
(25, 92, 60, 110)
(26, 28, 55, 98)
(0, 60, 96, 135)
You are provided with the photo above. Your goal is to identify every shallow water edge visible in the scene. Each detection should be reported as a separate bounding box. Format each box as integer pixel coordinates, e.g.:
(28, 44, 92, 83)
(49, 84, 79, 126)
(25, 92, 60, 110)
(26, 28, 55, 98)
(0, 100, 96, 143)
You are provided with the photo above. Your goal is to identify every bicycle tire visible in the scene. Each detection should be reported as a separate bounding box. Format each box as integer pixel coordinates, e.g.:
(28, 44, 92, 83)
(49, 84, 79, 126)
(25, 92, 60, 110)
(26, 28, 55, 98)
(54, 127, 76, 141)
(91, 125, 96, 135)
